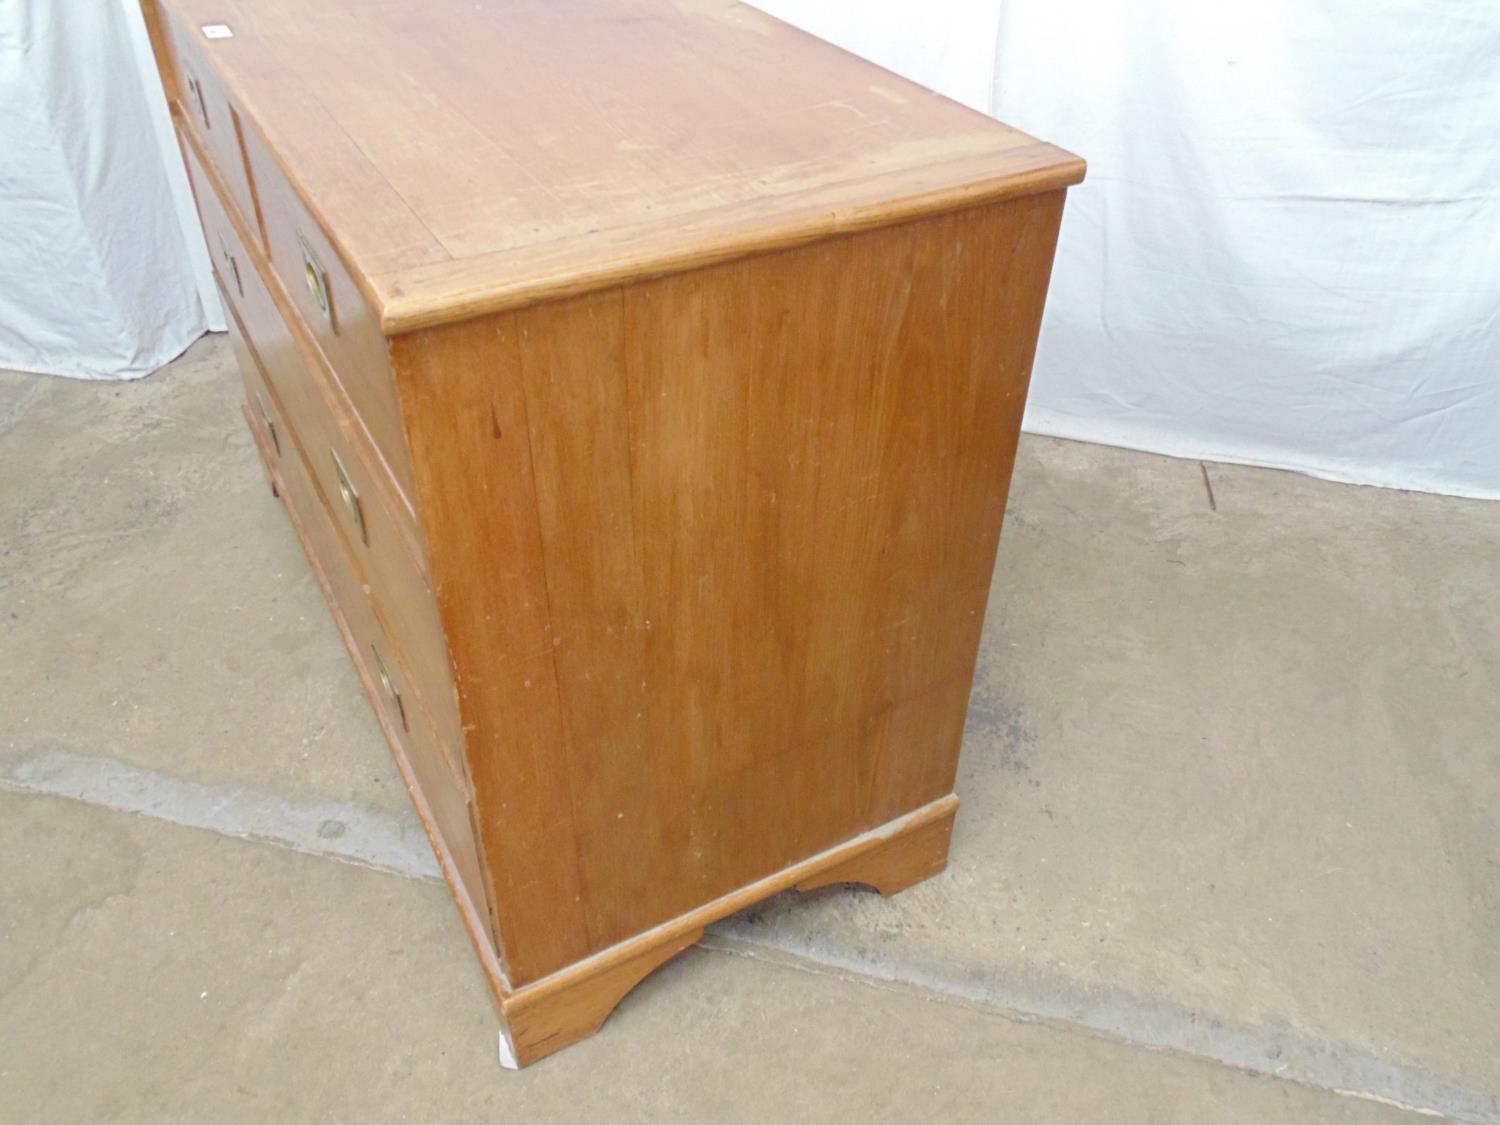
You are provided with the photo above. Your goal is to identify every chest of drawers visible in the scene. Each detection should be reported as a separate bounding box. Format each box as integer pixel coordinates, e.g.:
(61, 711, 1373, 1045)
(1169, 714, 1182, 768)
(144, 0, 1083, 1067)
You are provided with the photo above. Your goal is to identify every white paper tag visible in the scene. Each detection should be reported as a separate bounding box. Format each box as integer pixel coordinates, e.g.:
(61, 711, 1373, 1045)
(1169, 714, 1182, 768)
(201, 24, 233, 39)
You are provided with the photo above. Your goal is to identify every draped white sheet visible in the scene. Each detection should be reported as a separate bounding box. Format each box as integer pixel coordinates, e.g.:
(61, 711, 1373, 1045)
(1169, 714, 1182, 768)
(7, 2, 1496, 494)
(0, 0, 220, 381)
(758, 0, 1500, 499)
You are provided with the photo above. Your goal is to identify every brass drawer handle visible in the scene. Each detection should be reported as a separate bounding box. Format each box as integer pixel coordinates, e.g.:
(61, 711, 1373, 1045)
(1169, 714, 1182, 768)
(217, 235, 243, 298)
(187, 74, 211, 129)
(330, 448, 367, 544)
(255, 392, 279, 455)
(298, 233, 336, 331)
(370, 644, 408, 731)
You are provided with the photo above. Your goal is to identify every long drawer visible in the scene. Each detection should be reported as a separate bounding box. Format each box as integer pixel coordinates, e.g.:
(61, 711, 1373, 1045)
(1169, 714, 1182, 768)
(181, 131, 465, 765)
(233, 314, 488, 919)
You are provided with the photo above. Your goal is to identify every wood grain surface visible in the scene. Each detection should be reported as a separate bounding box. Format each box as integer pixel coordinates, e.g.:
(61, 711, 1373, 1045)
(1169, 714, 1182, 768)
(156, 0, 1082, 328)
(144, 0, 1082, 1061)
(392, 192, 1067, 984)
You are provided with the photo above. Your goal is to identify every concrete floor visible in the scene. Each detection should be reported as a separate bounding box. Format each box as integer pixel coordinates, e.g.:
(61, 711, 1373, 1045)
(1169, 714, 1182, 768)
(2, 335, 1496, 1122)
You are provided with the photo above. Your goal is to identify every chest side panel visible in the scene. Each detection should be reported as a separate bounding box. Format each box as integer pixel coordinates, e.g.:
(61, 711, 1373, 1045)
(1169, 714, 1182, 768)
(393, 192, 1067, 984)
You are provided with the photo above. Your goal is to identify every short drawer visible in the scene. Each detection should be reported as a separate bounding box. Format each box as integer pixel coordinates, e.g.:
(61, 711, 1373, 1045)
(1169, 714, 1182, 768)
(181, 134, 463, 762)
(238, 123, 417, 506)
(153, 3, 261, 247)
(261, 363, 488, 918)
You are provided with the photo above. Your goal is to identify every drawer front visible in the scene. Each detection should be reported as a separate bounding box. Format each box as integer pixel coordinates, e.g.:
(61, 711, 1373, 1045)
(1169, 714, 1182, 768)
(155, 5, 261, 246)
(250, 348, 487, 915)
(181, 135, 463, 762)
(238, 124, 417, 506)
(228, 300, 283, 477)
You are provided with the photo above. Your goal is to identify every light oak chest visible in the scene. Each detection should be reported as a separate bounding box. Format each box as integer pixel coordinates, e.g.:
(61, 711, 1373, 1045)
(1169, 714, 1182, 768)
(144, 0, 1082, 1066)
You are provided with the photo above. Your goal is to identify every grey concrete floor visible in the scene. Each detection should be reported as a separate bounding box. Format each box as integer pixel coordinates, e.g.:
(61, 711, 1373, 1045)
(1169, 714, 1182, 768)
(2, 335, 1496, 1122)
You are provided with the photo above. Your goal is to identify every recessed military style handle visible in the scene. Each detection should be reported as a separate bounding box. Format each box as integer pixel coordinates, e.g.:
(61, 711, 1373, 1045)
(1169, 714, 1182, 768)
(370, 644, 407, 731)
(187, 74, 210, 129)
(330, 448, 366, 544)
(217, 235, 243, 298)
(254, 392, 279, 455)
(298, 233, 336, 331)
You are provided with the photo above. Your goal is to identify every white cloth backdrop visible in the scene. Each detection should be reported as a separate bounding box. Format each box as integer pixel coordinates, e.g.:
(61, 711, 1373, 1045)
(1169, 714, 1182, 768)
(0, 0, 220, 381)
(759, 0, 1500, 499)
(5, 2, 1495, 493)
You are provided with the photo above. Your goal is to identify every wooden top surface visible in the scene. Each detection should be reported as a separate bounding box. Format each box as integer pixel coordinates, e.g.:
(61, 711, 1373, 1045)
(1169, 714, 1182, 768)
(163, 0, 1084, 332)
